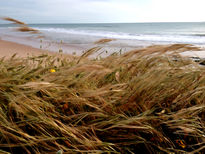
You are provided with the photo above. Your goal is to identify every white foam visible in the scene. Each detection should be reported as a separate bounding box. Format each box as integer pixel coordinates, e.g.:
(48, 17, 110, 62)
(35, 27, 205, 44)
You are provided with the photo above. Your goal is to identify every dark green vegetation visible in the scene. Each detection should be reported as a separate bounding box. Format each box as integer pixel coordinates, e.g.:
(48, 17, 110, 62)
(0, 44, 204, 153)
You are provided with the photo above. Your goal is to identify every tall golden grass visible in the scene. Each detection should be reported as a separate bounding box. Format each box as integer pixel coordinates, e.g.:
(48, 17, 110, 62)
(0, 44, 204, 153)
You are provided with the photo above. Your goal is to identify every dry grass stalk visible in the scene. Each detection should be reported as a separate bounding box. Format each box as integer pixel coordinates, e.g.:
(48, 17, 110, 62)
(94, 38, 116, 44)
(77, 47, 102, 63)
(16, 26, 39, 33)
(1, 17, 41, 35)
(2, 17, 26, 25)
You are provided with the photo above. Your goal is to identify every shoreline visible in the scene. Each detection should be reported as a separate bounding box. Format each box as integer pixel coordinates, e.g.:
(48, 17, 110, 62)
(1, 36, 205, 59)
(0, 35, 145, 58)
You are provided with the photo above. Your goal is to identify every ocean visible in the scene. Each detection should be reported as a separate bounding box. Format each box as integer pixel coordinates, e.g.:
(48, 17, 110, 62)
(0, 22, 205, 53)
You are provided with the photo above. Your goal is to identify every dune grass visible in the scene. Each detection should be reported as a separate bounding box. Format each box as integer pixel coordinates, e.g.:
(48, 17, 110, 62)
(0, 44, 204, 153)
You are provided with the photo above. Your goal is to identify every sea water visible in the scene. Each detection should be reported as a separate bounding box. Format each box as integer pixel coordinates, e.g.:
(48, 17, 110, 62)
(0, 22, 205, 53)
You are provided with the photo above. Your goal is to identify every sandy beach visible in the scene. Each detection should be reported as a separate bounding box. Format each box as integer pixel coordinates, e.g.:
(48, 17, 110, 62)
(0, 39, 50, 58)
(0, 39, 77, 59)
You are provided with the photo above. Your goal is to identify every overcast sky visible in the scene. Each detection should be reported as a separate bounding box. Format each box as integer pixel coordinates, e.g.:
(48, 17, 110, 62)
(0, 0, 205, 23)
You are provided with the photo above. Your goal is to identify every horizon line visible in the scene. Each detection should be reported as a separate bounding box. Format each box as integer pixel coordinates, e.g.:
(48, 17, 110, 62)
(0, 21, 205, 25)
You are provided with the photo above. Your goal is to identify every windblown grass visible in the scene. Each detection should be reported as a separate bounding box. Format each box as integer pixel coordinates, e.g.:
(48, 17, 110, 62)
(16, 26, 39, 33)
(2, 17, 26, 25)
(0, 44, 204, 153)
(2, 17, 40, 34)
